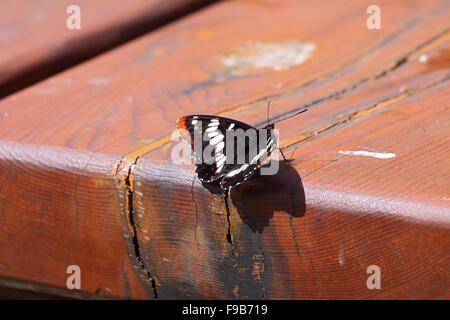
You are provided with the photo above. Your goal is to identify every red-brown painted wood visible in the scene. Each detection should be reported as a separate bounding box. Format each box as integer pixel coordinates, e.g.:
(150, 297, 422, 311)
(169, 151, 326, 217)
(0, 0, 215, 97)
(0, 0, 448, 298)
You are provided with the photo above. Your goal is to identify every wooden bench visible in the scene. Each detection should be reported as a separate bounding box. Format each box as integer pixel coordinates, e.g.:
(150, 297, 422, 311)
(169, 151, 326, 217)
(0, 0, 448, 299)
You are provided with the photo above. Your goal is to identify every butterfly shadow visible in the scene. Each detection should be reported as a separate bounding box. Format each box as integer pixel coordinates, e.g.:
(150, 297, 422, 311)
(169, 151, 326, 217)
(202, 161, 306, 233)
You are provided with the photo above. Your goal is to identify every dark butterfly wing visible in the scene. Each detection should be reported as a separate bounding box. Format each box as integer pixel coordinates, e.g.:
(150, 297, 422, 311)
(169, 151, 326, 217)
(177, 115, 254, 183)
(219, 163, 258, 190)
(177, 115, 276, 189)
(219, 140, 275, 190)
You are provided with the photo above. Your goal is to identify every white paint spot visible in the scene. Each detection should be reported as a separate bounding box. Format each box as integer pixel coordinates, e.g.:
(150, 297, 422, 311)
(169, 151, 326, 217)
(338, 244, 345, 266)
(339, 150, 396, 159)
(88, 78, 110, 86)
(419, 54, 428, 63)
(219, 40, 316, 73)
(273, 83, 284, 89)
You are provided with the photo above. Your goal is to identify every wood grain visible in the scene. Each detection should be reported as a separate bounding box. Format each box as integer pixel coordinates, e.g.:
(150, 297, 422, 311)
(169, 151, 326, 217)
(0, 0, 448, 298)
(0, 0, 216, 97)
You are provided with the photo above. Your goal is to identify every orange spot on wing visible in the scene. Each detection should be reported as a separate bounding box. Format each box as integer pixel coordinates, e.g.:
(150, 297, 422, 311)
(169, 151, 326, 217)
(256, 151, 273, 168)
(176, 116, 188, 129)
(176, 116, 195, 145)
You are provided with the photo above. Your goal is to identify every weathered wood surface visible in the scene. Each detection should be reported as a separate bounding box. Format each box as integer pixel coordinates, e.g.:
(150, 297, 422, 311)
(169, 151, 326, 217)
(0, 0, 449, 299)
(0, 0, 215, 98)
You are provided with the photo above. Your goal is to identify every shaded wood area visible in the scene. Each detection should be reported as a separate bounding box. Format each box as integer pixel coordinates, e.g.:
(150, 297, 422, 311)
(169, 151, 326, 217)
(0, 0, 448, 299)
(0, 0, 216, 98)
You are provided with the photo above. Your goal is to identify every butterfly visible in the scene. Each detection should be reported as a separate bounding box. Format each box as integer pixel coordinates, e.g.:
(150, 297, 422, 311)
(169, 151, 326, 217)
(176, 102, 303, 191)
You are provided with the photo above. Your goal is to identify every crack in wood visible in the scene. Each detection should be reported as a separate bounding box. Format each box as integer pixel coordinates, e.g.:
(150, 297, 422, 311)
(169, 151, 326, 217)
(109, 22, 449, 301)
(117, 28, 449, 160)
(223, 191, 235, 254)
(223, 190, 242, 299)
(263, 28, 450, 128)
(115, 156, 158, 299)
(281, 74, 450, 150)
(191, 175, 200, 251)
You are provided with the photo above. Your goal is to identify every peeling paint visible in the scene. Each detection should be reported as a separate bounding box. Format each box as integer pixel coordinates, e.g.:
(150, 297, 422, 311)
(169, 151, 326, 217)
(233, 284, 239, 298)
(419, 54, 428, 63)
(338, 245, 345, 266)
(88, 77, 111, 86)
(218, 40, 315, 74)
(338, 150, 396, 159)
(251, 251, 265, 280)
(114, 154, 158, 299)
(282, 75, 448, 149)
(32, 88, 57, 95)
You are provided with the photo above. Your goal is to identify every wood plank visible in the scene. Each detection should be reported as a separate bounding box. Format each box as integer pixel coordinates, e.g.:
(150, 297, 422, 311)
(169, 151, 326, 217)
(0, 0, 215, 97)
(135, 83, 449, 299)
(131, 0, 450, 299)
(0, 144, 151, 298)
(0, 0, 448, 298)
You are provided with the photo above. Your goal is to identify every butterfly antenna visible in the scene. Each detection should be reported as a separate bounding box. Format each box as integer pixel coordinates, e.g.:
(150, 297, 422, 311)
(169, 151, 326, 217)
(282, 108, 308, 122)
(267, 99, 271, 127)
